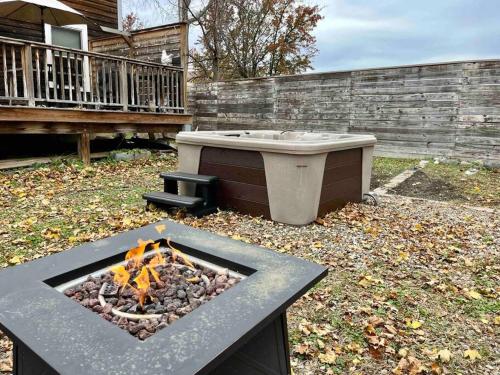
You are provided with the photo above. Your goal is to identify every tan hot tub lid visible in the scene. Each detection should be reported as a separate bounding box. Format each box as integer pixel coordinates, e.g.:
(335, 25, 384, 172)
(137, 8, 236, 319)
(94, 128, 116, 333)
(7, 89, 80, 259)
(176, 130, 376, 154)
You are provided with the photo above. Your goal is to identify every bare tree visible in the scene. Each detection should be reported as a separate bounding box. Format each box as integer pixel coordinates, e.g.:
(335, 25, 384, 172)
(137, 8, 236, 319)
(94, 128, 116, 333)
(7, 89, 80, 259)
(152, 0, 322, 81)
(122, 12, 145, 31)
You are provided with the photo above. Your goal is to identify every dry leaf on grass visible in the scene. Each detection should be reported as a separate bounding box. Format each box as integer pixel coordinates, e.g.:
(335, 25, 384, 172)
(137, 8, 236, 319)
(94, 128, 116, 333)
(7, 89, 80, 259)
(318, 348, 337, 364)
(463, 349, 481, 361)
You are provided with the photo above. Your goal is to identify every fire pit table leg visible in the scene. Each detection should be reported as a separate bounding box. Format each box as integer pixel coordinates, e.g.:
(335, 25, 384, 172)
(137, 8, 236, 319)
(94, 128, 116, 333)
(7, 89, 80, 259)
(209, 313, 291, 375)
(12, 341, 56, 375)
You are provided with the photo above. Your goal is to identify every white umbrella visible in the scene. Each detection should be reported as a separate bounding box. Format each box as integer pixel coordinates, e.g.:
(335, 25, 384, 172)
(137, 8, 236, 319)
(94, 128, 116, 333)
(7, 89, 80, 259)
(0, 0, 89, 40)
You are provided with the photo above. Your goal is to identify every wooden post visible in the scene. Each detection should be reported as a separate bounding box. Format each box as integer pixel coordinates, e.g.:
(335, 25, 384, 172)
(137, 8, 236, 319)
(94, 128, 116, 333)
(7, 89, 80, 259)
(21, 44, 35, 106)
(179, 23, 188, 113)
(120, 61, 128, 111)
(77, 131, 91, 165)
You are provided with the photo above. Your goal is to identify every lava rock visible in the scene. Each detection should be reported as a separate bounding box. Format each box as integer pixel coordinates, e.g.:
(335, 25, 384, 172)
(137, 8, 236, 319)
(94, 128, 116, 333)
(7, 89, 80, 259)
(138, 330, 153, 340)
(156, 280, 166, 289)
(193, 286, 206, 298)
(128, 304, 140, 314)
(102, 303, 113, 314)
(128, 323, 145, 335)
(156, 322, 168, 331)
(100, 313, 113, 321)
(176, 306, 192, 315)
(176, 290, 187, 299)
(164, 287, 176, 297)
(82, 281, 97, 291)
(89, 290, 99, 299)
(167, 314, 179, 324)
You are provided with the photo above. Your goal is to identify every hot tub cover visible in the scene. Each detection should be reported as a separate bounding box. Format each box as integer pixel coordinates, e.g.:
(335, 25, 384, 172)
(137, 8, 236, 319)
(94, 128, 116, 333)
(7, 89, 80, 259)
(176, 130, 376, 154)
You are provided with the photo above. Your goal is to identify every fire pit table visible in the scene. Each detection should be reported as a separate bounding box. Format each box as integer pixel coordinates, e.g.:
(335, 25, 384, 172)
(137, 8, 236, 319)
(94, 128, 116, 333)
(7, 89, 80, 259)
(0, 220, 327, 375)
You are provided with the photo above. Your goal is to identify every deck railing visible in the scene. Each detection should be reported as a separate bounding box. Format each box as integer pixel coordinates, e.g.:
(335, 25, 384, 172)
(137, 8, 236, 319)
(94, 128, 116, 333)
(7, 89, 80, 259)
(0, 36, 185, 113)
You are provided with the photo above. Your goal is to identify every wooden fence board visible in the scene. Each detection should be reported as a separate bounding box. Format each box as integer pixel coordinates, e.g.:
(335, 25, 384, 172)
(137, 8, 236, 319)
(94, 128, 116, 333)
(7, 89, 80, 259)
(189, 59, 500, 161)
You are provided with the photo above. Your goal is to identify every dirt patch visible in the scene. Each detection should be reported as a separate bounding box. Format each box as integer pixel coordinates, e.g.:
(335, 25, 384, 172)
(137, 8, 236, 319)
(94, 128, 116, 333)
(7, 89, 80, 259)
(390, 170, 464, 201)
(370, 174, 386, 190)
(370, 157, 419, 190)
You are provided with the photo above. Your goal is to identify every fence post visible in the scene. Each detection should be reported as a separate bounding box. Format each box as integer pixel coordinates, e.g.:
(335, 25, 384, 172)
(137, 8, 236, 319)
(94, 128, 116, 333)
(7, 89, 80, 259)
(21, 44, 35, 106)
(120, 61, 128, 111)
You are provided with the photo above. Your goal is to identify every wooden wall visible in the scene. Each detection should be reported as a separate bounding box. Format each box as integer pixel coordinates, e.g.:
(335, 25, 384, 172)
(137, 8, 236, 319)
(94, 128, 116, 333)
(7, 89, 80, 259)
(0, 1, 118, 42)
(188, 60, 500, 161)
(90, 23, 187, 67)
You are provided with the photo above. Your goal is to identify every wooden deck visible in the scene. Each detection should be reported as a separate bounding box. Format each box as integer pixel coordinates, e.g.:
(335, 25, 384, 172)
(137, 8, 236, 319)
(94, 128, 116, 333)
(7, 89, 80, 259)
(0, 106, 192, 163)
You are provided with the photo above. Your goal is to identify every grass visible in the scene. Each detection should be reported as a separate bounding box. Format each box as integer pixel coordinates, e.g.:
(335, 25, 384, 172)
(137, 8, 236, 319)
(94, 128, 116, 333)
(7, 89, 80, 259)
(423, 162, 499, 206)
(0, 152, 498, 375)
(371, 156, 499, 207)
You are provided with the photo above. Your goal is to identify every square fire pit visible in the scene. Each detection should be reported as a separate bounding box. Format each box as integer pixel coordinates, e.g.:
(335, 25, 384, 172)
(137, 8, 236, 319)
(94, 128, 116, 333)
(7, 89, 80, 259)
(0, 220, 327, 374)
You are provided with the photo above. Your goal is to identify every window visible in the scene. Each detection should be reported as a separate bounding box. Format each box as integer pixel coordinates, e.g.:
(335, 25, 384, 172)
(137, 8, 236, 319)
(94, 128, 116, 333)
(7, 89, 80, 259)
(44, 24, 88, 51)
(51, 26, 82, 49)
(44, 24, 90, 93)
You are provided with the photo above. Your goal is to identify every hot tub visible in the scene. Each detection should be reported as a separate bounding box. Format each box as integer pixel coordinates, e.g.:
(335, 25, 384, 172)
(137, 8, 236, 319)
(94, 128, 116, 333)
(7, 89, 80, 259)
(176, 130, 376, 225)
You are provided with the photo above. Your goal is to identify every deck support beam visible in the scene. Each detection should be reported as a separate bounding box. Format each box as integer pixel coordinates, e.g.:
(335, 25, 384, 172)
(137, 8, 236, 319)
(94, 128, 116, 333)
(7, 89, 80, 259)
(77, 132, 91, 165)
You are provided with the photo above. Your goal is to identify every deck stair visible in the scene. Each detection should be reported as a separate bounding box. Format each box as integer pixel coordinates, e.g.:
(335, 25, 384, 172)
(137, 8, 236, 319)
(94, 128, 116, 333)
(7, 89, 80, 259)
(143, 172, 218, 217)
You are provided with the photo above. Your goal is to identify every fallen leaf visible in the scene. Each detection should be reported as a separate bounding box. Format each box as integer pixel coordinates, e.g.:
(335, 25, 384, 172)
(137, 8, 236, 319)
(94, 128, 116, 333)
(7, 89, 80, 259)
(368, 315, 384, 327)
(431, 362, 442, 374)
(463, 349, 481, 361)
(397, 251, 410, 262)
(155, 224, 166, 234)
(466, 290, 482, 300)
(294, 343, 310, 355)
(317, 339, 325, 349)
(358, 275, 383, 287)
(406, 320, 423, 329)
(385, 324, 398, 335)
(437, 348, 452, 363)
(398, 348, 409, 358)
(8, 255, 22, 265)
(318, 348, 337, 364)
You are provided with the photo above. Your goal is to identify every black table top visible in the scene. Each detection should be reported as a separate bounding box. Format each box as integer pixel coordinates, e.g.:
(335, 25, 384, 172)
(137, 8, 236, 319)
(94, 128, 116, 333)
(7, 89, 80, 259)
(0, 219, 327, 375)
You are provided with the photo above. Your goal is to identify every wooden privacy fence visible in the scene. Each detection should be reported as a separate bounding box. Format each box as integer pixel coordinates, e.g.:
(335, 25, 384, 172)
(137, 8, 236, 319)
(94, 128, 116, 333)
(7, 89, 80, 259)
(189, 60, 500, 162)
(0, 36, 185, 113)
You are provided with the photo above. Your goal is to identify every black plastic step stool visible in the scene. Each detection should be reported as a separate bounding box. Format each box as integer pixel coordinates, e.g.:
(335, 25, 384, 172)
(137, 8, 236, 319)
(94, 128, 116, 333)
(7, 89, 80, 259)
(143, 172, 218, 217)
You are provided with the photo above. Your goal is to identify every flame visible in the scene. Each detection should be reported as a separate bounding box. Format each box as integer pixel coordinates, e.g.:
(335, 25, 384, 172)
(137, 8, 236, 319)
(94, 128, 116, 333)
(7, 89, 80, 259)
(108, 233, 200, 310)
(125, 239, 152, 269)
(147, 264, 161, 283)
(110, 265, 130, 291)
(138, 238, 154, 246)
(167, 237, 195, 269)
(152, 242, 166, 265)
(133, 266, 150, 306)
(147, 254, 164, 283)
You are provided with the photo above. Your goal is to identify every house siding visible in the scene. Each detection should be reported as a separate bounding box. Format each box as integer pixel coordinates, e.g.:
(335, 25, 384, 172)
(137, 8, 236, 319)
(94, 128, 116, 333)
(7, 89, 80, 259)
(0, 0, 118, 42)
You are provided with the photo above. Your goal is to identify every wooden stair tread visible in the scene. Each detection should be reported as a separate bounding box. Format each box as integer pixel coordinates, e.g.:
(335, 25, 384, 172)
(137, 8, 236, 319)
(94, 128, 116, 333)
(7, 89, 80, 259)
(160, 172, 218, 184)
(143, 192, 203, 208)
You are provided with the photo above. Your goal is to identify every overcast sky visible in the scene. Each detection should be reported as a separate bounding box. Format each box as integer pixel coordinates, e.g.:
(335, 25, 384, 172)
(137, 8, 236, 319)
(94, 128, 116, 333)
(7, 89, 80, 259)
(123, 0, 500, 72)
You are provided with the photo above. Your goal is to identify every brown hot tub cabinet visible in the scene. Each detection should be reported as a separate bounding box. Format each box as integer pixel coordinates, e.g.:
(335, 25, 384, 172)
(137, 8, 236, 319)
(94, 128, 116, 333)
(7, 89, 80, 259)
(176, 131, 376, 225)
